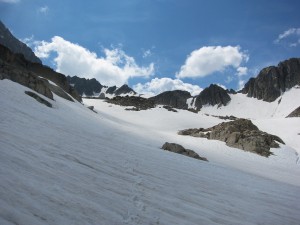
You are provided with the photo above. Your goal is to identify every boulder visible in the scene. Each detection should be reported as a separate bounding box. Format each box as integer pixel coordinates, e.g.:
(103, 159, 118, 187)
(99, 93, 106, 99)
(161, 142, 208, 161)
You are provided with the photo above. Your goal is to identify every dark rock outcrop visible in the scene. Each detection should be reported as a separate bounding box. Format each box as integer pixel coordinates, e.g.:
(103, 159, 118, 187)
(286, 106, 300, 117)
(163, 105, 178, 112)
(150, 90, 191, 109)
(28, 63, 81, 102)
(0, 21, 41, 64)
(25, 91, 52, 107)
(67, 76, 104, 96)
(242, 58, 300, 102)
(0, 47, 53, 100)
(205, 114, 238, 121)
(106, 96, 155, 111)
(195, 84, 231, 109)
(178, 119, 284, 157)
(114, 84, 136, 96)
(0, 43, 81, 102)
(161, 142, 208, 161)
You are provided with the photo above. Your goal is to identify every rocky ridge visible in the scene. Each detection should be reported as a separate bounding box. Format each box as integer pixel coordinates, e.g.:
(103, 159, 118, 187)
(67, 76, 136, 97)
(0, 21, 41, 64)
(106, 96, 155, 111)
(242, 58, 300, 102)
(0, 43, 81, 102)
(67, 76, 104, 96)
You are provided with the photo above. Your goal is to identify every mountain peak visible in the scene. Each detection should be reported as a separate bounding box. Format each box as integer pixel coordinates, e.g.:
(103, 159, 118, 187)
(0, 21, 42, 64)
(242, 58, 300, 102)
(195, 84, 231, 109)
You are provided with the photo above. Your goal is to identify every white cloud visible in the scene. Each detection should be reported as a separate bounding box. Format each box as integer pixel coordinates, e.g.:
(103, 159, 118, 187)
(176, 45, 249, 78)
(275, 28, 300, 47)
(133, 77, 202, 96)
(38, 6, 49, 14)
(236, 66, 248, 76)
(34, 36, 154, 86)
(0, 0, 19, 3)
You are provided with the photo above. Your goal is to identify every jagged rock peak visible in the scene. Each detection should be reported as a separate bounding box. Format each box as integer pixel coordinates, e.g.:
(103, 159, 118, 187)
(242, 58, 300, 102)
(195, 84, 231, 109)
(0, 21, 41, 64)
(115, 84, 136, 95)
(67, 76, 104, 96)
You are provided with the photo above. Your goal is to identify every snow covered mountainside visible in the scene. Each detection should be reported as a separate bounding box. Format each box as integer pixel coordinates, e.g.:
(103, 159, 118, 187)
(1, 79, 300, 225)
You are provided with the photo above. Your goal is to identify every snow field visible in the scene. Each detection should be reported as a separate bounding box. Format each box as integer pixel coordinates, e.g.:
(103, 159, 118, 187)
(0, 79, 300, 225)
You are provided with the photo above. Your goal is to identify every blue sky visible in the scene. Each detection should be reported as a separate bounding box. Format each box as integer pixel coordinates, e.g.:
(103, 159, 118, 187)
(1, 0, 300, 95)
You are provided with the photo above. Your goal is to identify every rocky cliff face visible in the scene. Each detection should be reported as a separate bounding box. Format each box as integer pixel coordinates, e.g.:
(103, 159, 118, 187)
(0, 43, 81, 102)
(149, 90, 191, 109)
(195, 84, 231, 109)
(0, 21, 41, 64)
(242, 58, 300, 102)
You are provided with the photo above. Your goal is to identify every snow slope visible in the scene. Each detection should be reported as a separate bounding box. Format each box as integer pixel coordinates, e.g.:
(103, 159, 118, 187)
(1, 79, 300, 225)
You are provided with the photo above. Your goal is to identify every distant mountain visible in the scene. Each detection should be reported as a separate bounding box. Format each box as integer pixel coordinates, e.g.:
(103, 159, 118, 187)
(67, 76, 136, 97)
(114, 84, 136, 96)
(149, 90, 191, 109)
(0, 21, 41, 64)
(242, 58, 300, 102)
(194, 84, 231, 109)
(67, 76, 105, 96)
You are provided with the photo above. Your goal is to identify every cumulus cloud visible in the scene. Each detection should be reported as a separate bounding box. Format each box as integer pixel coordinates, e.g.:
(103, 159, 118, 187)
(176, 45, 249, 79)
(133, 77, 202, 96)
(275, 28, 300, 47)
(0, 0, 19, 3)
(34, 36, 154, 86)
